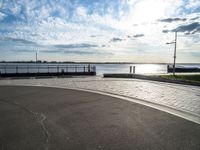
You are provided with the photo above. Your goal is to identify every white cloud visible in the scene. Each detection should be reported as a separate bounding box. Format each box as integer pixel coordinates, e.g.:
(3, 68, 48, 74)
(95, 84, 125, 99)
(0, 12, 6, 20)
(76, 6, 87, 17)
(0, 0, 200, 62)
(185, 0, 200, 11)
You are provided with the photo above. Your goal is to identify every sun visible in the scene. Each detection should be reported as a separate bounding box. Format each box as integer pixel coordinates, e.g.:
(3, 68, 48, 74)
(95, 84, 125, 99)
(132, 0, 166, 23)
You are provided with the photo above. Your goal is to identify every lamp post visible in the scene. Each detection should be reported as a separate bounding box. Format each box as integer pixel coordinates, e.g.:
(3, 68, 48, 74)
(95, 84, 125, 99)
(166, 31, 177, 76)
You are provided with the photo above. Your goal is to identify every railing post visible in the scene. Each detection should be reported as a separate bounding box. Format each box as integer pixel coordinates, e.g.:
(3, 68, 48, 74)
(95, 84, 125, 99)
(57, 66, 59, 73)
(16, 66, 18, 74)
(38, 66, 39, 73)
(66, 66, 68, 72)
(88, 64, 90, 73)
(61, 68, 64, 74)
(5, 66, 6, 74)
(27, 66, 29, 73)
(75, 66, 77, 72)
(48, 66, 49, 73)
(84, 66, 85, 72)
(167, 65, 169, 73)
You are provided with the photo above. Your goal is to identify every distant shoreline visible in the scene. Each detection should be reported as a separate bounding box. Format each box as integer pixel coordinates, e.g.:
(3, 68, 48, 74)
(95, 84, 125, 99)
(0, 61, 200, 65)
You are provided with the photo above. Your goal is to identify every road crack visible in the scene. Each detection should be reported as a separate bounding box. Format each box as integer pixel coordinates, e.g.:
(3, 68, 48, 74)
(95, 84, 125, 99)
(0, 99, 50, 150)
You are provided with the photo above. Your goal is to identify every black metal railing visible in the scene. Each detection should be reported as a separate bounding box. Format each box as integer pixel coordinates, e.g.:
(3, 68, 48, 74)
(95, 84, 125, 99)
(0, 64, 96, 77)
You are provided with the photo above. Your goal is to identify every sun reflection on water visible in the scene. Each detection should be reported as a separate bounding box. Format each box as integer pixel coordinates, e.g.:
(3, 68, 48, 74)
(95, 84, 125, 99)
(135, 64, 166, 74)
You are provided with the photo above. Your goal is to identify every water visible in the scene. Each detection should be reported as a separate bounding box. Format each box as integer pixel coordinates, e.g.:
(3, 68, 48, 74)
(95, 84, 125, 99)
(0, 63, 200, 75)
(95, 64, 167, 75)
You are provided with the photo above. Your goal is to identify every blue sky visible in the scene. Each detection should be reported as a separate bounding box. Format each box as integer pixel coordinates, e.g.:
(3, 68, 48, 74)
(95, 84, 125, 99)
(0, 0, 200, 63)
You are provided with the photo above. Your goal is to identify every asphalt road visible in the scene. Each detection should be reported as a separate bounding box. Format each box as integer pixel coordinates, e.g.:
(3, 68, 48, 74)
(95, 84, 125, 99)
(0, 86, 200, 150)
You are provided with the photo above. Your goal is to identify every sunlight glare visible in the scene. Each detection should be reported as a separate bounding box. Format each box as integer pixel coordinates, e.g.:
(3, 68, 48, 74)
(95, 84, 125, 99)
(133, 0, 166, 23)
(136, 64, 162, 74)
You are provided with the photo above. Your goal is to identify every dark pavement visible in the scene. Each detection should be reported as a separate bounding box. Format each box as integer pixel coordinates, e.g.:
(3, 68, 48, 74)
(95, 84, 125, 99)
(0, 86, 200, 150)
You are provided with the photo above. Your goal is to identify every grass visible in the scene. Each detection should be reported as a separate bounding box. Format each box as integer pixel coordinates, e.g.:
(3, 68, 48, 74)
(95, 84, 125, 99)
(159, 74, 200, 83)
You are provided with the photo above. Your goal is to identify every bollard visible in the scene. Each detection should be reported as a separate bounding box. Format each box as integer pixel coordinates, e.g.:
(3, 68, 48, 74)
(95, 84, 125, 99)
(167, 65, 169, 73)
(133, 66, 135, 74)
(130, 66, 132, 74)
(88, 64, 90, 72)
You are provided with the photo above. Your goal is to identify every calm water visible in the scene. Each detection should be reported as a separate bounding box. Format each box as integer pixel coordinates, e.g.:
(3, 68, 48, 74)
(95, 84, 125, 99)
(0, 63, 200, 75)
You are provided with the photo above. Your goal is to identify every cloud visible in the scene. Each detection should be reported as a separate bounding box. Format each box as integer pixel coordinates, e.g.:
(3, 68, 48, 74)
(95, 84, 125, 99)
(127, 34, 144, 39)
(133, 34, 144, 38)
(7, 48, 101, 55)
(0, 12, 6, 20)
(41, 50, 95, 55)
(185, 0, 200, 12)
(159, 18, 186, 23)
(0, 0, 200, 62)
(76, 6, 87, 17)
(54, 43, 98, 49)
(9, 49, 36, 53)
(0, 37, 37, 45)
(162, 22, 200, 34)
(174, 22, 200, 34)
(65, 50, 112, 55)
(110, 37, 124, 42)
(190, 17, 199, 20)
(162, 29, 169, 33)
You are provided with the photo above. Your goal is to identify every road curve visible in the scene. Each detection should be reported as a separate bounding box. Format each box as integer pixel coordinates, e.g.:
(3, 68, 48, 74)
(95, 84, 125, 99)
(0, 86, 200, 150)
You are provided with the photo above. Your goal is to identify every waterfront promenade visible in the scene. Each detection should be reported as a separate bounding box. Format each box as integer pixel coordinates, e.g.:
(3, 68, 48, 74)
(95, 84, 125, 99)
(0, 86, 200, 150)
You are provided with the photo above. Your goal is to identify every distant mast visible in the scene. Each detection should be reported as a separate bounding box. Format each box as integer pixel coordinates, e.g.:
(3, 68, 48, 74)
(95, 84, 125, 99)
(36, 51, 38, 62)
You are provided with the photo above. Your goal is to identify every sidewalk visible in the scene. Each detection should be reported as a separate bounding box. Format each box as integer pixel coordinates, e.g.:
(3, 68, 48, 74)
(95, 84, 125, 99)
(0, 86, 200, 150)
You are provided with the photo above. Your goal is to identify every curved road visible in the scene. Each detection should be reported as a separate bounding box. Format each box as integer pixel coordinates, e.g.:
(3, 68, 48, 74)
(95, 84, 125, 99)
(0, 86, 200, 150)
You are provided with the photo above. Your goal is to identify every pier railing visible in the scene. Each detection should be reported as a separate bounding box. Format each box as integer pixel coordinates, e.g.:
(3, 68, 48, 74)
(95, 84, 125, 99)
(0, 64, 96, 77)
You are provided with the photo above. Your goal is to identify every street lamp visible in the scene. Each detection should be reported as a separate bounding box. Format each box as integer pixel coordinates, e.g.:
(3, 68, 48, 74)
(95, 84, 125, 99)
(166, 31, 177, 76)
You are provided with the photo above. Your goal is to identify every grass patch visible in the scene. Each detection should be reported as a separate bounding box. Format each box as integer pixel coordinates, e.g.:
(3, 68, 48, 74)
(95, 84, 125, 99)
(159, 74, 200, 83)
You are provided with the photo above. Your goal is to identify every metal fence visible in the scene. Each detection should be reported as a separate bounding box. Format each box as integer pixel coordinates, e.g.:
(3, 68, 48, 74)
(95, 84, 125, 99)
(0, 64, 96, 75)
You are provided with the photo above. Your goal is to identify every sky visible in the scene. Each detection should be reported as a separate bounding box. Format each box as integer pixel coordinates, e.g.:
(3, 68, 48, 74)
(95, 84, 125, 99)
(0, 0, 200, 63)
